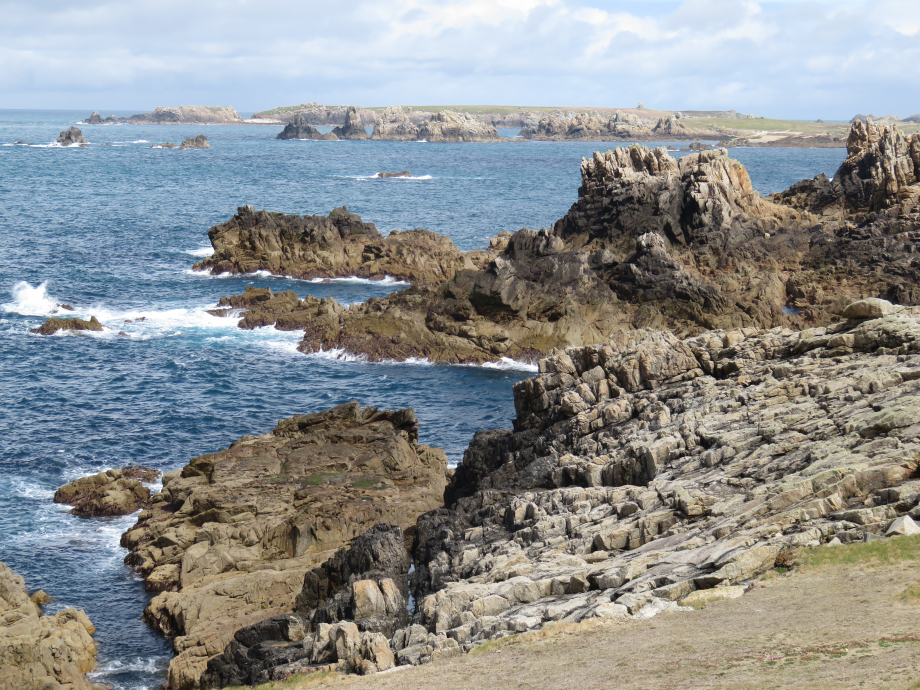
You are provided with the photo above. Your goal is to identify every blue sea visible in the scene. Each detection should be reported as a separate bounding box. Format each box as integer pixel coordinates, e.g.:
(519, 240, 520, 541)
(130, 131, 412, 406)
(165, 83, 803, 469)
(0, 109, 848, 689)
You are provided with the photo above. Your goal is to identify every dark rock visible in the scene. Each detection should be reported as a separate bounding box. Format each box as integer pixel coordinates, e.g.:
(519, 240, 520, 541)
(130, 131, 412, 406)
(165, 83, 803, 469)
(54, 467, 159, 517)
(276, 114, 336, 141)
(179, 135, 210, 149)
(85, 112, 104, 124)
(56, 127, 87, 146)
(377, 171, 411, 178)
(31, 316, 103, 335)
(331, 106, 369, 140)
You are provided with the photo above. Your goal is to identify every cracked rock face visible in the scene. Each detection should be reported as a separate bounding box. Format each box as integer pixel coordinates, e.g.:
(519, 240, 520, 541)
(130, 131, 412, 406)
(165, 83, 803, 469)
(120, 402, 447, 690)
(193, 205, 471, 284)
(331, 106, 369, 140)
(54, 466, 160, 517)
(370, 106, 420, 141)
(276, 113, 336, 141)
(0, 562, 103, 690)
(408, 303, 920, 653)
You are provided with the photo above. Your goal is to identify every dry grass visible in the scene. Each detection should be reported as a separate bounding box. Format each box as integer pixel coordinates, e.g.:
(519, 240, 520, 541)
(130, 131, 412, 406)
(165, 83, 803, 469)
(241, 539, 920, 690)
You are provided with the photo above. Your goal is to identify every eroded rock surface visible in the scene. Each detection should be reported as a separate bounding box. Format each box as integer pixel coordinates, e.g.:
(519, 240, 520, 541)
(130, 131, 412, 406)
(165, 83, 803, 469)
(179, 135, 210, 150)
(417, 111, 501, 143)
(331, 106, 369, 140)
(406, 304, 920, 655)
(0, 562, 103, 690)
(520, 111, 652, 141)
(193, 205, 471, 284)
(370, 106, 420, 141)
(276, 114, 337, 141)
(120, 402, 447, 690)
(56, 126, 87, 146)
(120, 106, 243, 125)
(31, 316, 103, 335)
(54, 466, 161, 517)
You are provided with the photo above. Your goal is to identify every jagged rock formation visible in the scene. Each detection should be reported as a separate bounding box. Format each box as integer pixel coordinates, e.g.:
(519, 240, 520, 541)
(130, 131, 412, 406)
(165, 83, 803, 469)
(370, 106, 420, 141)
(276, 114, 337, 140)
(331, 107, 369, 140)
(179, 135, 210, 150)
(520, 111, 652, 141)
(253, 103, 377, 126)
(417, 111, 501, 143)
(31, 316, 103, 335)
(0, 562, 103, 690)
(404, 302, 920, 656)
(56, 126, 87, 146)
(120, 402, 447, 690)
(200, 120, 920, 364)
(120, 106, 242, 125)
(85, 112, 104, 124)
(54, 467, 161, 517)
(193, 205, 473, 284)
(651, 115, 703, 139)
(201, 524, 409, 687)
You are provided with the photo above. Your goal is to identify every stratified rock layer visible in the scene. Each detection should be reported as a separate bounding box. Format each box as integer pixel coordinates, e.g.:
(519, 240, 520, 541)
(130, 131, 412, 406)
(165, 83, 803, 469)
(193, 205, 472, 284)
(405, 303, 920, 655)
(0, 562, 103, 690)
(120, 402, 448, 690)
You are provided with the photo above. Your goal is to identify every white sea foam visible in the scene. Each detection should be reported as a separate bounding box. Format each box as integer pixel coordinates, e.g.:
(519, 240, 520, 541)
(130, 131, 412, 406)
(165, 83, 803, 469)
(306, 275, 409, 286)
(304, 347, 367, 362)
(9, 478, 55, 500)
(481, 357, 539, 372)
(2, 281, 61, 316)
(184, 246, 214, 257)
(357, 173, 434, 181)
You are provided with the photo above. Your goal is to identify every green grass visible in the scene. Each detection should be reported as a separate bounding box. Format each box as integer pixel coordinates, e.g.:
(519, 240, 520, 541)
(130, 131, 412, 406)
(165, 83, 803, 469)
(351, 478, 385, 490)
(801, 534, 920, 569)
(898, 581, 920, 602)
(300, 472, 344, 487)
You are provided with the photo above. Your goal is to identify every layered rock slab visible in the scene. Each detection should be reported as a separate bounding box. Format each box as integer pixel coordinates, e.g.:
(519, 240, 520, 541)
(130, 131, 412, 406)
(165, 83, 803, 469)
(0, 562, 103, 690)
(193, 205, 472, 284)
(120, 402, 448, 690)
(407, 303, 920, 653)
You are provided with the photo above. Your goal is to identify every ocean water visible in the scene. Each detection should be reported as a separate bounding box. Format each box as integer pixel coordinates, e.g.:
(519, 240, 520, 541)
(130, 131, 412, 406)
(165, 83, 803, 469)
(0, 109, 848, 689)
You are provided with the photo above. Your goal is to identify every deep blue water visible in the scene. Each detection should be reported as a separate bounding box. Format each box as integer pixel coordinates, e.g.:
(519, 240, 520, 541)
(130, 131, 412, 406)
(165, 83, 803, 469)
(0, 109, 848, 689)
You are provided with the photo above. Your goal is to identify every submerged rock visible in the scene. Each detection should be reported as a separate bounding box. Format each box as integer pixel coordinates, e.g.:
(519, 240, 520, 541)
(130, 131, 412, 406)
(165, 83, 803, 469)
(120, 402, 448, 690)
(179, 135, 210, 149)
(0, 562, 103, 690)
(31, 316, 103, 335)
(194, 204, 472, 284)
(56, 126, 87, 146)
(54, 466, 161, 517)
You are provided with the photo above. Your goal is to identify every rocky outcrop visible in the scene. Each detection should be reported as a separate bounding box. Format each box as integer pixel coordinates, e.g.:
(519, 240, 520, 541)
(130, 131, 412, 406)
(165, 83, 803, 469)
(0, 562, 103, 690)
(370, 106, 420, 141)
(404, 302, 920, 657)
(651, 115, 706, 139)
(179, 135, 210, 150)
(520, 111, 653, 141)
(201, 523, 409, 687)
(121, 106, 243, 125)
(331, 107, 369, 140)
(85, 112, 104, 124)
(276, 114, 337, 141)
(193, 205, 472, 284)
(31, 316, 103, 335)
(253, 103, 377, 126)
(417, 111, 501, 143)
(56, 126, 87, 146)
(120, 402, 448, 690)
(54, 467, 161, 517)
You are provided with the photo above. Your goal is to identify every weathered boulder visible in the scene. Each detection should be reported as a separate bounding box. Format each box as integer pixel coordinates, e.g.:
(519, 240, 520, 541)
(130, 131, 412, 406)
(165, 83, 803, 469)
(56, 126, 87, 146)
(370, 106, 420, 141)
(331, 106, 369, 140)
(417, 111, 501, 143)
(54, 466, 161, 517)
(179, 135, 210, 149)
(120, 402, 448, 690)
(276, 114, 337, 141)
(0, 562, 103, 690)
(31, 316, 103, 335)
(406, 305, 920, 656)
(194, 205, 472, 284)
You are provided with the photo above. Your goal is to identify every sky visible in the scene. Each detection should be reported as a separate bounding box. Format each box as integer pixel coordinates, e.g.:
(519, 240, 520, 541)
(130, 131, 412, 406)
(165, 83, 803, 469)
(1, 0, 918, 119)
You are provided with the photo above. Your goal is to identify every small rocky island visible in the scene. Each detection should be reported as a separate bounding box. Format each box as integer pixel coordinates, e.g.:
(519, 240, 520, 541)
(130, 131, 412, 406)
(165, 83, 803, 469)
(56, 126, 88, 147)
(31, 315, 103, 335)
(276, 114, 338, 140)
(108, 106, 243, 125)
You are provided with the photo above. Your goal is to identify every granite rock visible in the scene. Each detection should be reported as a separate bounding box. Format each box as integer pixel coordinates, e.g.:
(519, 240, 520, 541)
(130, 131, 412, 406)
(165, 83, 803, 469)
(54, 466, 161, 517)
(331, 107, 369, 140)
(31, 316, 103, 335)
(57, 126, 87, 146)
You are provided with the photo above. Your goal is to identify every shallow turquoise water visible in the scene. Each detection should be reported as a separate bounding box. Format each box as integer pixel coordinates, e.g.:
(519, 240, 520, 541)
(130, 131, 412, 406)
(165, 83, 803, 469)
(0, 109, 847, 689)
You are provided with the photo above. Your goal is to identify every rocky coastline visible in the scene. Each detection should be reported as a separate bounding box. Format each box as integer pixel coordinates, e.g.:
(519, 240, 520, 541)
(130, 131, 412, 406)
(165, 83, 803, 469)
(201, 120, 920, 365)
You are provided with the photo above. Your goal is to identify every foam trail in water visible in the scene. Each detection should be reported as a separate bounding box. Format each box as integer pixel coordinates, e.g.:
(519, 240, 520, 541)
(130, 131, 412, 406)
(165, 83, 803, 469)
(481, 357, 538, 373)
(2, 282, 60, 316)
(184, 247, 214, 258)
(306, 275, 409, 286)
(356, 173, 434, 181)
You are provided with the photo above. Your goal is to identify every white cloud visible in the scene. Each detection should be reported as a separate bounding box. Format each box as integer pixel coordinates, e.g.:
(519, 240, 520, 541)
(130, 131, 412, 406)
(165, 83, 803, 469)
(0, 0, 918, 118)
